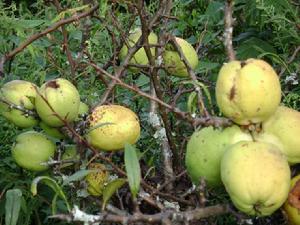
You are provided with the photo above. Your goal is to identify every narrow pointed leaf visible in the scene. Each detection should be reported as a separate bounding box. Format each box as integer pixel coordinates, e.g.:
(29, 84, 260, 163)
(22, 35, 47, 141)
(124, 143, 141, 199)
(5, 189, 22, 225)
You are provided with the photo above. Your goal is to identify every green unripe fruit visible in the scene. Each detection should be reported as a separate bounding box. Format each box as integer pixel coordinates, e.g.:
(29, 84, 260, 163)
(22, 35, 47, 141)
(39, 121, 65, 139)
(221, 141, 290, 216)
(119, 29, 158, 71)
(185, 125, 252, 187)
(35, 78, 80, 127)
(163, 37, 199, 77)
(254, 106, 300, 164)
(61, 145, 79, 168)
(0, 80, 38, 128)
(12, 131, 56, 171)
(215, 59, 281, 125)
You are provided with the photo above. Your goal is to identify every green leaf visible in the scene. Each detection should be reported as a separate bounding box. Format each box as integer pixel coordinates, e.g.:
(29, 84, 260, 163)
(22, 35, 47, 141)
(102, 178, 126, 210)
(187, 92, 197, 114)
(5, 189, 22, 225)
(31, 176, 71, 212)
(62, 169, 92, 186)
(124, 143, 141, 199)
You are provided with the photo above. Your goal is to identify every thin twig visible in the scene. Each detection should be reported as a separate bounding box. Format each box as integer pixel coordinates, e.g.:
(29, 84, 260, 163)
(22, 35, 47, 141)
(0, 3, 99, 76)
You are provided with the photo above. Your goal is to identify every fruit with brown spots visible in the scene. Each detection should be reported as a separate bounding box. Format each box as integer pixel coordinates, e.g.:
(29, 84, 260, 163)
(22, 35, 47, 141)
(254, 106, 300, 164)
(35, 78, 80, 127)
(283, 175, 300, 225)
(185, 125, 252, 187)
(85, 163, 109, 196)
(0, 80, 38, 128)
(221, 141, 290, 216)
(215, 59, 281, 125)
(86, 105, 140, 151)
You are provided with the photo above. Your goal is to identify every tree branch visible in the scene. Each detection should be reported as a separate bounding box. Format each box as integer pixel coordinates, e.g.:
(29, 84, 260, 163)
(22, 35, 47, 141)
(224, 0, 236, 61)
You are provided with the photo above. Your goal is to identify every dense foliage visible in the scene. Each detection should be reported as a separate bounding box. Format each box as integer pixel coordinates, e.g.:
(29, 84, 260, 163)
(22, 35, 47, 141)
(0, 0, 299, 224)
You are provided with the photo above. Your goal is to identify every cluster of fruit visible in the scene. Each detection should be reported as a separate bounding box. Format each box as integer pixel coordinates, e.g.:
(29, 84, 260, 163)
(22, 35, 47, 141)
(185, 59, 300, 219)
(119, 28, 199, 77)
(0, 78, 141, 195)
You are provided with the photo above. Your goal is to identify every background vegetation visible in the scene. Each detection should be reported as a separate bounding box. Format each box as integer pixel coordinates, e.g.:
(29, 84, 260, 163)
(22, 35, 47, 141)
(0, 0, 299, 224)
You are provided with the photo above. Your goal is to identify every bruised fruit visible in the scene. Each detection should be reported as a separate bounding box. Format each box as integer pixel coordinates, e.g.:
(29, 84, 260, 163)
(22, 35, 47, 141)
(35, 78, 80, 127)
(0, 80, 38, 128)
(283, 175, 300, 225)
(119, 29, 158, 71)
(39, 121, 64, 139)
(221, 141, 290, 216)
(254, 106, 300, 164)
(163, 37, 199, 77)
(215, 59, 281, 125)
(185, 125, 252, 187)
(85, 163, 109, 196)
(86, 105, 140, 151)
(12, 131, 56, 171)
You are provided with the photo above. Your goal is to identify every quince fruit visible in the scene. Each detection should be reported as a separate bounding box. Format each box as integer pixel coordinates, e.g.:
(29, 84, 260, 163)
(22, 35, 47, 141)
(283, 175, 300, 225)
(86, 105, 140, 151)
(0, 80, 38, 128)
(35, 78, 80, 127)
(215, 59, 281, 125)
(163, 37, 199, 77)
(254, 106, 300, 164)
(221, 141, 290, 216)
(119, 29, 158, 71)
(185, 125, 252, 187)
(86, 163, 109, 196)
(12, 131, 56, 171)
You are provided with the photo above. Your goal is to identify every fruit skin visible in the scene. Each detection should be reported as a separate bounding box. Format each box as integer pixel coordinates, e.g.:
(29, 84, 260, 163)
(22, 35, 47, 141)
(61, 145, 79, 168)
(39, 121, 65, 139)
(12, 131, 56, 171)
(185, 125, 252, 187)
(254, 106, 300, 164)
(85, 163, 109, 196)
(221, 141, 290, 216)
(0, 80, 38, 128)
(35, 78, 80, 127)
(283, 175, 300, 225)
(78, 102, 89, 115)
(215, 59, 281, 125)
(163, 37, 199, 77)
(119, 29, 158, 71)
(86, 105, 140, 151)
(75, 101, 89, 121)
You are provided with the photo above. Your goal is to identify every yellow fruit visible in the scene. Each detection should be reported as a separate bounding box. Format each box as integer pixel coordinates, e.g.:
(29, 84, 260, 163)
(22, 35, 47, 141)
(11, 131, 56, 171)
(119, 29, 158, 71)
(163, 37, 199, 77)
(215, 59, 281, 125)
(185, 125, 252, 187)
(86, 105, 140, 151)
(283, 175, 300, 225)
(85, 163, 109, 196)
(35, 78, 80, 127)
(0, 80, 38, 128)
(254, 106, 300, 164)
(221, 141, 290, 216)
